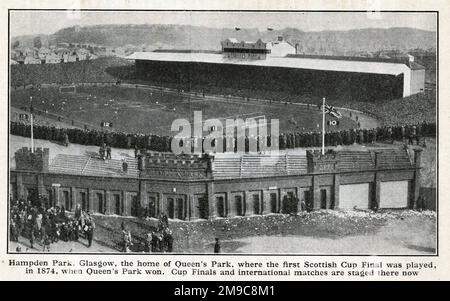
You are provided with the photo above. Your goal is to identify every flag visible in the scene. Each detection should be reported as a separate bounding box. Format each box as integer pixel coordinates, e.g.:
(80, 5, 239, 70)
(324, 104, 342, 119)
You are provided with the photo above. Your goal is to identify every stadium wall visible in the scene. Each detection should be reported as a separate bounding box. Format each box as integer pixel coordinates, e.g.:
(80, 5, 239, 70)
(10, 148, 424, 220)
(135, 60, 404, 102)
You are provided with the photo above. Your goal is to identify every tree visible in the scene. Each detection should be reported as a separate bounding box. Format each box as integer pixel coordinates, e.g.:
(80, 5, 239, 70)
(33, 36, 42, 49)
(12, 40, 19, 49)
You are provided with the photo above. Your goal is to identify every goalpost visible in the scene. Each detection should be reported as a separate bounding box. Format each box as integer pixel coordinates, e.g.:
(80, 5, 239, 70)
(59, 85, 77, 94)
(245, 115, 267, 129)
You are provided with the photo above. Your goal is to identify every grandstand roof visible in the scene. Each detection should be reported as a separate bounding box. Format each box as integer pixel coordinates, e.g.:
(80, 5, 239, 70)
(127, 51, 416, 76)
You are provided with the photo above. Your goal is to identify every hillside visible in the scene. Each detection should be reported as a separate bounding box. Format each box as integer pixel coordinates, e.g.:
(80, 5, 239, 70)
(12, 24, 436, 55)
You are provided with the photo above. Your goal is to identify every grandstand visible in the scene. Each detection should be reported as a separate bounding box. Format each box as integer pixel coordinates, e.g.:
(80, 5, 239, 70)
(10, 146, 423, 220)
(126, 44, 425, 102)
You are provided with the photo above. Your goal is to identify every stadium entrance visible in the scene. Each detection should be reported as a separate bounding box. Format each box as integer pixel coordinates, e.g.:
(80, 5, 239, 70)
(165, 195, 187, 220)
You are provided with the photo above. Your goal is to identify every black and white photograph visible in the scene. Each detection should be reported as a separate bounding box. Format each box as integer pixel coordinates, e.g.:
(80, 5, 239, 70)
(7, 9, 437, 256)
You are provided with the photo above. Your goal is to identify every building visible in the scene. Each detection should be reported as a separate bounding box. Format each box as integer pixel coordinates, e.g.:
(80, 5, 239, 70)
(75, 48, 90, 61)
(86, 53, 98, 60)
(63, 53, 78, 63)
(56, 48, 71, 59)
(10, 147, 422, 220)
(267, 36, 296, 57)
(221, 38, 269, 60)
(45, 53, 62, 64)
(10, 49, 18, 60)
(24, 56, 41, 65)
(38, 47, 52, 61)
(16, 47, 36, 58)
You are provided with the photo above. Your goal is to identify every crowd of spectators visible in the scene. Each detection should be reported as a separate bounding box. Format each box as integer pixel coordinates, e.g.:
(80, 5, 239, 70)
(120, 214, 174, 253)
(10, 119, 435, 153)
(342, 90, 436, 126)
(10, 199, 95, 251)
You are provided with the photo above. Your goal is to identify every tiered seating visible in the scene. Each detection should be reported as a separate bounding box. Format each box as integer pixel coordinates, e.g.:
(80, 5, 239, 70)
(240, 155, 287, 178)
(49, 154, 88, 175)
(286, 155, 308, 175)
(377, 149, 412, 169)
(337, 151, 376, 172)
(212, 153, 308, 179)
(211, 155, 242, 179)
(82, 157, 139, 178)
(49, 154, 139, 178)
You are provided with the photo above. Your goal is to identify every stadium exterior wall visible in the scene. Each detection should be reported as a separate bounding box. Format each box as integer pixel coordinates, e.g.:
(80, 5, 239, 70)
(10, 148, 423, 220)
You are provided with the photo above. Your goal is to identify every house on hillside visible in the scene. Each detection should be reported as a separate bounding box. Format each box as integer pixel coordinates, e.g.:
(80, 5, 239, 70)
(10, 49, 18, 60)
(45, 53, 61, 64)
(38, 47, 52, 60)
(56, 48, 75, 62)
(86, 53, 98, 60)
(15, 55, 25, 64)
(105, 47, 116, 56)
(16, 47, 36, 58)
(76, 48, 90, 60)
(267, 36, 296, 57)
(24, 56, 41, 64)
(56, 48, 71, 58)
(10, 59, 19, 65)
(63, 52, 78, 63)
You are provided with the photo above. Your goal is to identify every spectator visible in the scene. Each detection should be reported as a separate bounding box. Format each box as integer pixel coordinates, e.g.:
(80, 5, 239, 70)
(214, 238, 221, 253)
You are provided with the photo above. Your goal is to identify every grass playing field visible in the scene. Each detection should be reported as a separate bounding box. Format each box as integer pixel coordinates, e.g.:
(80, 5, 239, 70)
(10, 85, 358, 136)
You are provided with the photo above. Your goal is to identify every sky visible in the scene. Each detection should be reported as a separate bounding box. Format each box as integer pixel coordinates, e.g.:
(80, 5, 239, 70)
(10, 11, 437, 37)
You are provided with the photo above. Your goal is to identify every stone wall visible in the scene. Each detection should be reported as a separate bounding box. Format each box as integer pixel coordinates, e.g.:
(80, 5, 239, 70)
(15, 147, 49, 172)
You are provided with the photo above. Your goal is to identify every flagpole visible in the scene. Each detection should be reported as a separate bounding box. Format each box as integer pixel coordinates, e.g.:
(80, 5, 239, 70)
(322, 97, 325, 155)
(30, 96, 34, 153)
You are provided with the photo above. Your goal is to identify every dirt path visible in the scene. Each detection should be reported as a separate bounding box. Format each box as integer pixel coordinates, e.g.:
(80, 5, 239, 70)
(222, 215, 436, 255)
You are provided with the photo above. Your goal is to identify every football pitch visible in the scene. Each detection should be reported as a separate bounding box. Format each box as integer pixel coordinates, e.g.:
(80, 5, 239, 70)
(10, 85, 358, 136)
